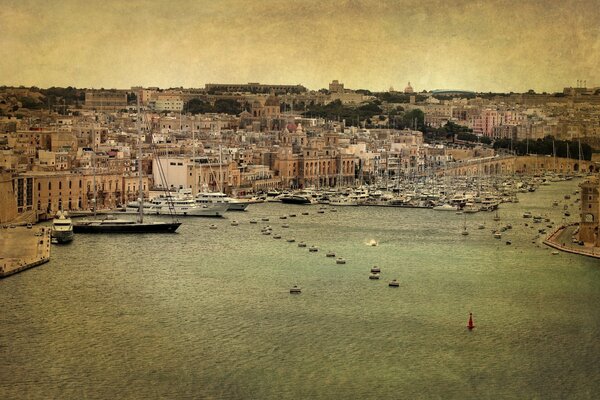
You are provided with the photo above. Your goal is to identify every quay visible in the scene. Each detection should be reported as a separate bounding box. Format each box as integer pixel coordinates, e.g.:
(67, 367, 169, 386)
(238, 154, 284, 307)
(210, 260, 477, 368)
(543, 223, 600, 259)
(0, 226, 51, 278)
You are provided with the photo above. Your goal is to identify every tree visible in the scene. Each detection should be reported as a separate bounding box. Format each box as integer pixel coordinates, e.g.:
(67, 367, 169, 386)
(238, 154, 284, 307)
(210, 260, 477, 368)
(187, 98, 214, 114)
(401, 109, 425, 130)
(214, 99, 242, 115)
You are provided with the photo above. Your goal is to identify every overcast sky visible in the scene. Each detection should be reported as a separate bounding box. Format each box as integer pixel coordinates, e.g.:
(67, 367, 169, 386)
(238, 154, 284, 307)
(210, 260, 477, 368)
(1, 0, 599, 92)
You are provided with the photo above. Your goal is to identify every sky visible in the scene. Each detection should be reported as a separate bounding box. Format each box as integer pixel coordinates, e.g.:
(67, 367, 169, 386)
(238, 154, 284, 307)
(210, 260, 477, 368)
(1, 0, 599, 92)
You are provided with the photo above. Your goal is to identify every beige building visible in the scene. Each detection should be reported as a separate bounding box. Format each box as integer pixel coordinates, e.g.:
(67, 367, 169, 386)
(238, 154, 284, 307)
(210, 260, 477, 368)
(10, 171, 149, 220)
(579, 176, 599, 246)
(84, 91, 128, 112)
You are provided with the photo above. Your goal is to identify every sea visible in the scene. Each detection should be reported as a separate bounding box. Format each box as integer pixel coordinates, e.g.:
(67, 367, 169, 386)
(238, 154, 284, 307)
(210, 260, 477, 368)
(1, 179, 599, 399)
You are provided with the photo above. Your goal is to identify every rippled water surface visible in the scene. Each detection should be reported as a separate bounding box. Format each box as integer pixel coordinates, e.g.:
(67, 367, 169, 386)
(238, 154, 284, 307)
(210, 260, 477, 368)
(1, 180, 599, 399)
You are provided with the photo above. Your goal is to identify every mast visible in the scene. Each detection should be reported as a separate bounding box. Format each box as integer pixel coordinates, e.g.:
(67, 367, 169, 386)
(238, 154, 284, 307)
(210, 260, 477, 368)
(92, 146, 97, 218)
(218, 143, 223, 193)
(192, 122, 196, 195)
(137, 96, 144, 224)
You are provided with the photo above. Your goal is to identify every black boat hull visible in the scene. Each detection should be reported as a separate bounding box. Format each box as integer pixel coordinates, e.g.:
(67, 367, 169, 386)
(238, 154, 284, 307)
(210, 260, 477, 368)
(73, 222, 181, 233)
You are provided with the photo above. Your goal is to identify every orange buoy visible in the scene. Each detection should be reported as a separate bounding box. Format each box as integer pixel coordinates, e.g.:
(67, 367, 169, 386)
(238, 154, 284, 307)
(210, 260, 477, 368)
(467, 313, 475, 330)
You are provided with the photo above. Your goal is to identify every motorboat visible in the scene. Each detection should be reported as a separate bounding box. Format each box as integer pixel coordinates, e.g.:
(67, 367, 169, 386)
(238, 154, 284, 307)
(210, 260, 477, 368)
(369, 273, 380, 280)
(326, 251, 336, 257)
(51, 211, 74, 243)
(195, 191, 250, 211)
(308, 245, 318, 252)
(370, 266, 381, 273)
(433, 204, 457, 211)
(336, 257, 346, 264)
(290, 285, 302, 294)
(280, 193, 314, 205)
(389, 279, 400, 287)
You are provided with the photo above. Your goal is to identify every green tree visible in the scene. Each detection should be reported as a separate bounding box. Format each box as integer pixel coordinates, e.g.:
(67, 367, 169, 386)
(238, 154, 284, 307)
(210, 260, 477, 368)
(187, 98, 214, 114)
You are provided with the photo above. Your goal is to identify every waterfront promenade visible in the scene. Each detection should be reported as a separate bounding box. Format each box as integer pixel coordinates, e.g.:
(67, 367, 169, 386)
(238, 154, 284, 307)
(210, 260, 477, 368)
(544, 223, 600, 259)
(0, 226, 51, 278)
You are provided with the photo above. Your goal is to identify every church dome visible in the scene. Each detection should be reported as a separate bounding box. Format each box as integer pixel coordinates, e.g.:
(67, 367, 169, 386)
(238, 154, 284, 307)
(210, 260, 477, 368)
(265, 95, 280, 107)
(286, 122, 297, 132)
(404, 81, 414, 94)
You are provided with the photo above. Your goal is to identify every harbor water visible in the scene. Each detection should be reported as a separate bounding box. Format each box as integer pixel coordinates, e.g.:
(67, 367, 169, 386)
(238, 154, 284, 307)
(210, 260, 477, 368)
(1, 179, 599, 399)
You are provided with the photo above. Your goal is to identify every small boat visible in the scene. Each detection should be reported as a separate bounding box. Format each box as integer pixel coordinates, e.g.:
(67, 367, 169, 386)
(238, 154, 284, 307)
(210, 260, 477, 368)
(389, 279, 399, 287)
(287, 238, 296, 243)
(369, 273, 380, 280)
(370, 266, 381, 273)
(308, 246, 318, 252)
(493, 232, 502, 239)
(262, 230, 271, 235)
(478, 224, 485, 230)
(280, 216, 287, 219)
(523, 211, 532, 218)
(273, 234, 281, 239)
(249, 219, 258, 224)
(506, 241, 512, 245)
(231, 220, 239, 226)
(209, 224, 217, 230)
(261, 217, 269, 222)
(298, 242, 307, 247)
(336, 257, 346, 264)
(302, 212, 309, 215)
(326, 251, 336, 257)
(289, 214, 296, 217)
(282, 223, 290, 228)
(317, 210, 325, 214)
(552, 251, 559, 255)
(290, 285, 302, 294)
(330, 208, 337, 212)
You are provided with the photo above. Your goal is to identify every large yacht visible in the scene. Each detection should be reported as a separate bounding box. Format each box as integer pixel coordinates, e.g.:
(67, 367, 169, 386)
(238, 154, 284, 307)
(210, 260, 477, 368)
(51, 211, 74, 243)
(126, 194, 228, 217)
(195, 191, 249, 211)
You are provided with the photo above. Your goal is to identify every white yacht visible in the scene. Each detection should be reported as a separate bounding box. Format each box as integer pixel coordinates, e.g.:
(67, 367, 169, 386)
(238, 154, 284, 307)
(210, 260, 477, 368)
(51, 211, 74, 243)
(195, 191, 249, 211)
(126, 194, 227, 217)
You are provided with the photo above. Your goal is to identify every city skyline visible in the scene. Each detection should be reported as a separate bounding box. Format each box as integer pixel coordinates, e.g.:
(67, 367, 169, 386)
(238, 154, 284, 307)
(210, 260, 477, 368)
(1, 0, 599, 92)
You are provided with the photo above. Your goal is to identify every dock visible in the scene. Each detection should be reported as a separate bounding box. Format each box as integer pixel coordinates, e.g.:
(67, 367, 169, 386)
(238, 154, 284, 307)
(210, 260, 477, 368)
(544, 223, 600, 259)
(0, 226, 51, 278)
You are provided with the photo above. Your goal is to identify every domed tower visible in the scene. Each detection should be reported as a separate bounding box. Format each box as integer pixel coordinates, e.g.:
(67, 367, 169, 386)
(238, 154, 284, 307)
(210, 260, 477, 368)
(579, 176, 599, 245)
(404, 81, 414, 94)
(264, 94, 281, 118)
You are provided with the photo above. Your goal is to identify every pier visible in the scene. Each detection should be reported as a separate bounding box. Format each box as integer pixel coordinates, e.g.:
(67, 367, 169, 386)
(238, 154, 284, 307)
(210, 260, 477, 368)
(0, 226, 51, 278)
(543, 223, 600, 259)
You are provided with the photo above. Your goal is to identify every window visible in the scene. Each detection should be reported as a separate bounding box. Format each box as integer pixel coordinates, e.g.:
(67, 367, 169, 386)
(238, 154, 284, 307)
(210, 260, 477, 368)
(48, 182, 51, 190)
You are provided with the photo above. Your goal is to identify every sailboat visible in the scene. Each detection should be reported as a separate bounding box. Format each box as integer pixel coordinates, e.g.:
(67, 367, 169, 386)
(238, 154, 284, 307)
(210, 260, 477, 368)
(493, 208, 500, 221)
(73, 98, 181, 233)
(461, 214, 469, 236)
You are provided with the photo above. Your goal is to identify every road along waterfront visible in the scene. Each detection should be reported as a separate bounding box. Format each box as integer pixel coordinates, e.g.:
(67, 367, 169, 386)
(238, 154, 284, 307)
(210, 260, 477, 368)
(0, 179, 599, 399)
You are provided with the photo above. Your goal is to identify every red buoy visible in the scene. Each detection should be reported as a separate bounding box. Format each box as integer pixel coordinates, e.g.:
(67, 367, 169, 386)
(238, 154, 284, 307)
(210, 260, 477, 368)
(467, 313, 475, 330)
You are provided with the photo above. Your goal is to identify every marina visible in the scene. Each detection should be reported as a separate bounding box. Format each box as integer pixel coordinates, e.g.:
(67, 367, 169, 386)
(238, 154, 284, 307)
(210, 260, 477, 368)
(1, 178, 599, 398)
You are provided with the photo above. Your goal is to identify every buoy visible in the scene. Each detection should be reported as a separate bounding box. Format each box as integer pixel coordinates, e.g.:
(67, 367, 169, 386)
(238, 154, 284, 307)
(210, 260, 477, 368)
(467, 313, 475, 330)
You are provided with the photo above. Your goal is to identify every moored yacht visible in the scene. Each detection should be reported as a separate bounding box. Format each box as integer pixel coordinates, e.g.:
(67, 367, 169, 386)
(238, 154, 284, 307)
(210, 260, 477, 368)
(51, 211, 74, 243)
(195, 191, 249, 211)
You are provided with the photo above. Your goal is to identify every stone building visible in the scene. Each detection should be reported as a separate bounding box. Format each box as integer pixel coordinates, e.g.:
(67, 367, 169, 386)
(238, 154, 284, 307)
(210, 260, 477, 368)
(579, 176, 599, 246)
(274, 124, 356, 188)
